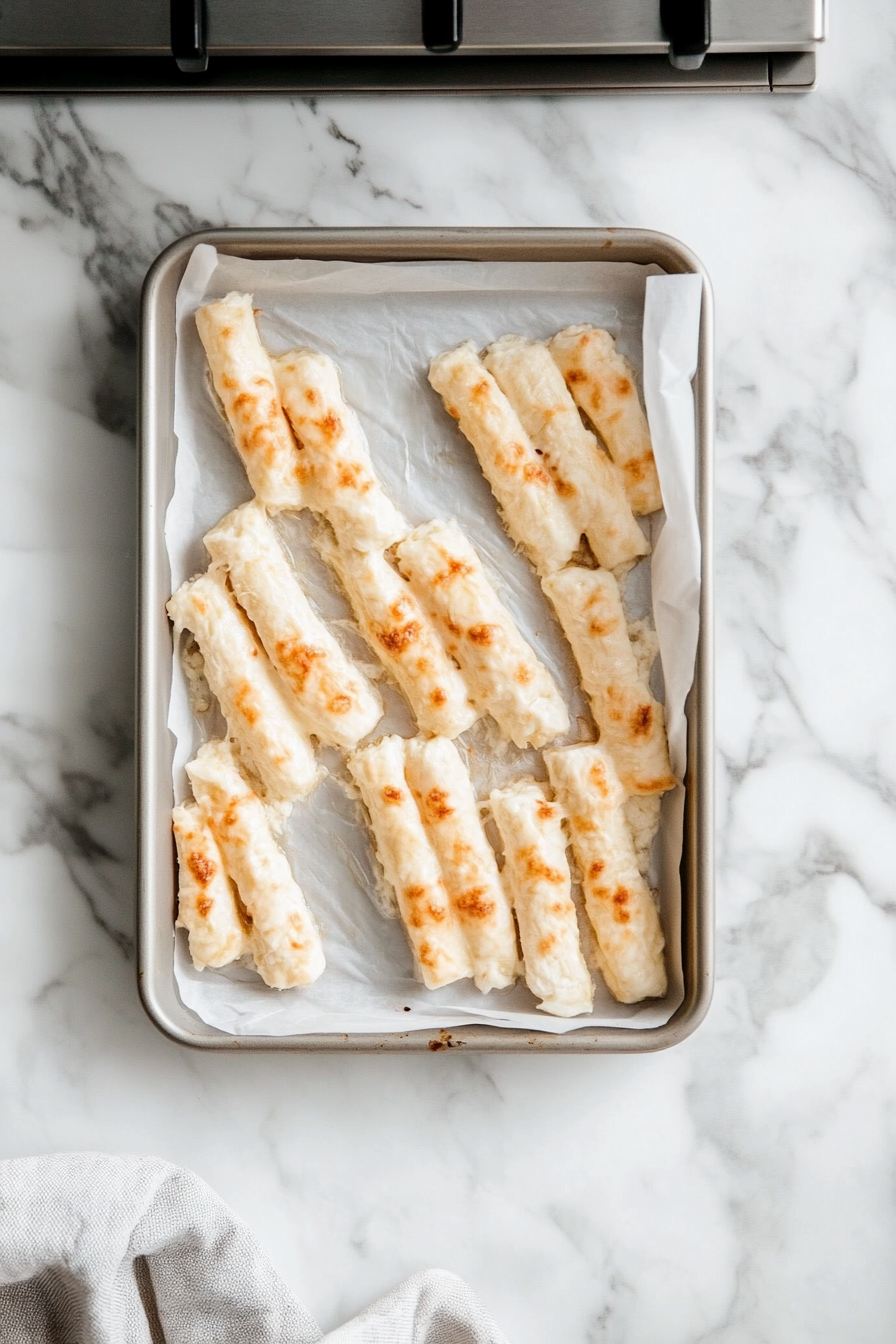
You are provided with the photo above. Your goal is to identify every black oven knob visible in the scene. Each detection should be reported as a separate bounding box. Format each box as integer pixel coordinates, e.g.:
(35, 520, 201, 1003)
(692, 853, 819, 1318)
(660, 0, 710, 70)
(171, 0, 208, 73)
(422, 0, 463, 53)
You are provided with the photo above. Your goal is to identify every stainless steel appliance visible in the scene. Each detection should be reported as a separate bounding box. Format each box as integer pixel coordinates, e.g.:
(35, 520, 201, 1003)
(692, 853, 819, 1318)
(0, 0, 825, 93)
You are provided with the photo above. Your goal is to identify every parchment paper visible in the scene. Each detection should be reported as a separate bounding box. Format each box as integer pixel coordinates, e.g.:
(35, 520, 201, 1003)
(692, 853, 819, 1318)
(165, 244, 703, 1036)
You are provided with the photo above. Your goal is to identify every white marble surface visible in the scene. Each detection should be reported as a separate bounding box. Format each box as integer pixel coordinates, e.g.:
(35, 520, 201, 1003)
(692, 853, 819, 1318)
(3, 4, 896, 1339)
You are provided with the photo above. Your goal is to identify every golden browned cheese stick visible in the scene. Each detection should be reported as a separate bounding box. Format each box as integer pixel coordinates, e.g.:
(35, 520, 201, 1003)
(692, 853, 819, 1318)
(429, 341, 580, 575)
(405, 735, 519, 993)
(490, 779, 593, 1018)
(167, 570, 319, 802)
(204, 501, 382, 750)
(542, 566, 675, 796)
(173, 800, 250, 970)
(549, 325, 662, 516)
(396, 519, 568, 750)
(195, 293, 303, 511)
(348, 735, 474, 990)
(483, 335, 649, 571)
(273, 348, 407, 550)
(545, 743, 666, 1005)
(187, 739, 326, 990)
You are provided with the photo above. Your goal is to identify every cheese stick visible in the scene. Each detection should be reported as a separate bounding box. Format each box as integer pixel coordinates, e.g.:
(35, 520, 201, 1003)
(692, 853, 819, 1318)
(542, 566, 675, 795)
(490, 779, 593, 1018)
(273, 349, 407, 550)
(545, 743, 666, 1004)
(483, 335, 649, 572)
(187, 739, 325, 989)
(348, 736, 473, 990)
(167, 570, 318, 801)
(204, 501, 382, 750)
(173, 800, 250, 970)
(320, 534, 479, 739)
(195, 293, 302, 511)
(428, 341, 580, 575)
(549, 325, 662, 516)
(396, 520, 568, 749)
(405, 736, 519, 993)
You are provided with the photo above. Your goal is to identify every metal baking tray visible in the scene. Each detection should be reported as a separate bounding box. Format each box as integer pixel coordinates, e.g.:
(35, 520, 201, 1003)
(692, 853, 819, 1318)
(138, 226, 714, 1052)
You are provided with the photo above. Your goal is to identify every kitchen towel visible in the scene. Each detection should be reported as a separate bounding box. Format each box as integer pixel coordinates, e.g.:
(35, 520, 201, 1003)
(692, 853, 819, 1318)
(0, 1153, 510, 1344)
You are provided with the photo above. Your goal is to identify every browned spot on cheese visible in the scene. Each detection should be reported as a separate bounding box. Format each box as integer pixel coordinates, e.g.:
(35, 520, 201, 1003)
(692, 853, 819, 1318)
(317, 410, 343, 443)
(631, 703, 654, 737)
(455, 887, 496, 920)
(522, 462, 552, 487)
(276, 640, 322, 691)
(219, 325, 233, 339)
(588, 765, 611, 797)
(233, 682, 260, 725)
(467, 623, 496, 646)
(589, 860, 606, 880)
(187, 851, 216, 887)
(514, 663, 534, 686)
(378, 621, 420, 654)
(426, 788, 453, 821)
(383, 785, 403, 803)
(196, 896, 214, 918)
(328, 693, 352, 715)
(446, 405, 460, 421)
(538, 934, 556, 956)
(471, 379, 491, 400)
(304, 386, 320, 405)
(433, 556, 474, 586)
(418, 940, 439, 968)
(536, 800, 555, 821)
(589, 616, 617, 637)
(431, 686, 447, 707)
(624, 454, 651, 486)
(611, 886, 632, 923)
(220, 374, 237, 391)
(615, 375, 632, 398)
(520, 846, 564, 884)
(445, 619, 462, 638)
(566, 367, 586, 384)
(555, 477, 576, 498)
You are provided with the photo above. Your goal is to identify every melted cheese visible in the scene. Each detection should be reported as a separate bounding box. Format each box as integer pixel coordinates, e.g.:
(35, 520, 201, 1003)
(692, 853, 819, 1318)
(173, 800, 250, 970)
(549, 325, 662, 516)
(195, 293, 303, 511)
(320, 534, 479, 739)
(396, 519, 568, 749)
(348, 736, 473, 990)
(204, 501, 382, 750)
(273, 348, 407, 550)
(545, 743, 666, 1004)
(405, 735, 519, 993)
(186, 739, 325, 989)
(490, 779, 593, 1018)
(541, 566, 675, 795)
(429, 341, 580, 575)
(483, 335, 649, 572)
(167, 570, 319, 801)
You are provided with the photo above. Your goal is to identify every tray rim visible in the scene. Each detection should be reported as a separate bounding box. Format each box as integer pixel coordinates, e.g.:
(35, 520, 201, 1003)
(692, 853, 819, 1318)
(137, 225, 715, 1053)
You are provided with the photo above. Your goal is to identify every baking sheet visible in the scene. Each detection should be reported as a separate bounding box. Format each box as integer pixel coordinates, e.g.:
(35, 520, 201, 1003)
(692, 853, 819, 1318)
(165, 244, 702, 1036)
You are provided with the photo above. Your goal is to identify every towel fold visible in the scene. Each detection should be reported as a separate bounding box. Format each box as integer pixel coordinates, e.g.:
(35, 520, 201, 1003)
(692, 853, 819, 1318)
(0, 1153, 509, 1344)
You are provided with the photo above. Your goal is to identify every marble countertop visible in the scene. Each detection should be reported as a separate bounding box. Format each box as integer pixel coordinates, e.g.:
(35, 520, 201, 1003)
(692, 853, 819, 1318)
(3, 3, 896, 1339)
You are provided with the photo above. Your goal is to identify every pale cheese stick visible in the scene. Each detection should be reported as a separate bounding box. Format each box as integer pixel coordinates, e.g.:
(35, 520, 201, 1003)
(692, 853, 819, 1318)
(405, 736, 519, 992)
(549, 325, 662, 516)
(545, 743, 667, 1004)
(396, 519, 568, 750)
(490, 780, 593, 1018)
(187, 739, 325, 989)
(347, 736, 473, 990)
(320, 535, 479, 739)
(167, 571, 318, 801)
(173, 800, 250, 970)
(195, 293, 303, 511)
(273, 349, 407, 550)
(483, 335, 649, 572)
(204, 501, 382, 750)
(428, 341, 580, 575)
(541, 566, 675, 795)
